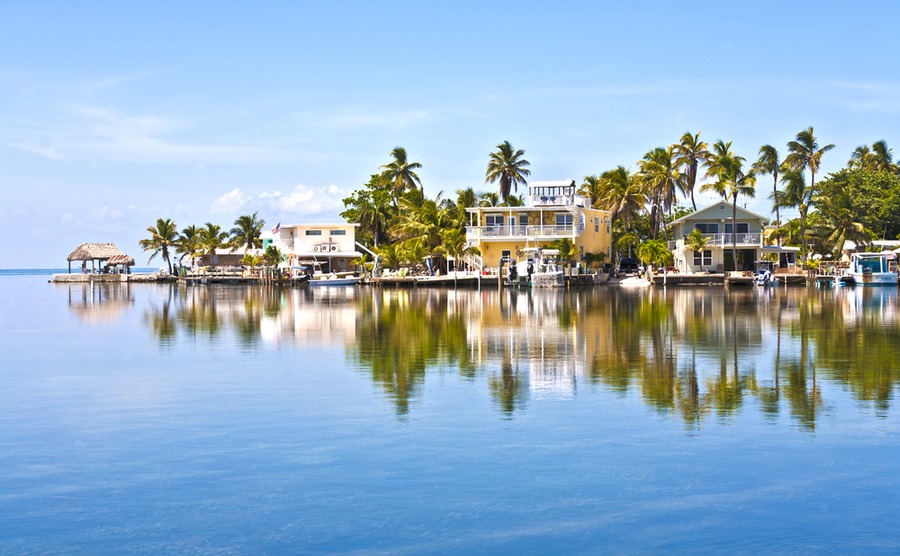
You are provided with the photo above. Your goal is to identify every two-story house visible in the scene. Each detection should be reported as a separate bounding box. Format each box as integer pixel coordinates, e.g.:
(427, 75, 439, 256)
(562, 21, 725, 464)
(465, 180, 612, 271)
(670, 203, 771, 273)
(263, 223, 363, 273)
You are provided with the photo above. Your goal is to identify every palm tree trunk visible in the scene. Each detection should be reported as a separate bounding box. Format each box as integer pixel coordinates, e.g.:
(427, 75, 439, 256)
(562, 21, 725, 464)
(732, 197, 738, 272)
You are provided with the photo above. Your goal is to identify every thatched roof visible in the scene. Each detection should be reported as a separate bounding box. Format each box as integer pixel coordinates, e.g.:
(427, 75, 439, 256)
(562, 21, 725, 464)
(67, 243, 125, 262)
(107, 254, 135, 266)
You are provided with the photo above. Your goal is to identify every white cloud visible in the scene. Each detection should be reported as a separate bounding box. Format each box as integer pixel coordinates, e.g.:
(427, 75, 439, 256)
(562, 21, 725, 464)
(210, 188, 249, 214)
(210, 184, 350, 220)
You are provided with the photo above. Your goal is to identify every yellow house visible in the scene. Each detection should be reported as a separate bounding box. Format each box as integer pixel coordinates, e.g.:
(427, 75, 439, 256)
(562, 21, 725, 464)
(465, 180, 612, 270)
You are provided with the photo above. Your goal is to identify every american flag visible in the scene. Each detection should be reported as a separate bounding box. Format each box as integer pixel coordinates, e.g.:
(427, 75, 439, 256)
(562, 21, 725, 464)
(271, 222, 281, 234)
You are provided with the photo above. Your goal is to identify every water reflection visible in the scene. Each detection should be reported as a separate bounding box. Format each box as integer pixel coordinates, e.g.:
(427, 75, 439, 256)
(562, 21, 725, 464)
(85, 282, 900, 426)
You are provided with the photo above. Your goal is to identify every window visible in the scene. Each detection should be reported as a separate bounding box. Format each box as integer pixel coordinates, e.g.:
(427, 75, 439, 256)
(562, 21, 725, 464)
(556, 213, 573, 227)
(519, 215, 528, 227)
(694, 223, 718, 234)
(724, 223, 749, 234)
(305, 230, 322, 236)
(330, 230, 346, 236)
(501, 249, 512, 264)
(594, 218, 599, 233)
(693, 249, 713, 267)
(485, 215, 504, 231)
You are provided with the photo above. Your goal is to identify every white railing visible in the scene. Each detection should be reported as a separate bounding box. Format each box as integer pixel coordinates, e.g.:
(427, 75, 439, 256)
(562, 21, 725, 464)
(680, 233, 762, 247)
(466, 224, 582, 240)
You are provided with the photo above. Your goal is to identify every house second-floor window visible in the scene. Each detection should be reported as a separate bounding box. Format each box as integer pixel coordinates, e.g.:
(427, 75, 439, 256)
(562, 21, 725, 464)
(693, 249, 713, 267)
(305, 230, 322, 236)
(330, 230, 346, 236)
(556, 214, 573, 228)
(724, 223, 749, 234)
(518, 215, 528, 227)
(694, 223, 718, 234)
(486, 215, 504, 228)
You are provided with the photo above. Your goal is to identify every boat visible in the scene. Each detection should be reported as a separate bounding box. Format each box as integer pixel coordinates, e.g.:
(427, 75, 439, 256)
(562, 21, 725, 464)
(753, 261, 779, 287)
(308, 274, 361, 286)
(846, 252, 898, 286)
(505, 247, 565, 288)
(619, 276, 652, 288)
(298, 260, 361, 286)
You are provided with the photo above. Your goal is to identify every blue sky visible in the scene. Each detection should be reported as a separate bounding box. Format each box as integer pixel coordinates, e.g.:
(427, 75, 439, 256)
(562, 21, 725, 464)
(2, 1, 899, 267)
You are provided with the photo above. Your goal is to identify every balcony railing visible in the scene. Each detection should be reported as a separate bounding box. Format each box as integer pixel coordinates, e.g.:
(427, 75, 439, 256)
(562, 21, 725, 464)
(673, 233, 762, 249)
(466, 224, 582, 240)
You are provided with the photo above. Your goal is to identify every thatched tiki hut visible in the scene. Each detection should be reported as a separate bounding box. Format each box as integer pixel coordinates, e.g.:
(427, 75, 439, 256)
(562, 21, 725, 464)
(66, 243, 134, 274)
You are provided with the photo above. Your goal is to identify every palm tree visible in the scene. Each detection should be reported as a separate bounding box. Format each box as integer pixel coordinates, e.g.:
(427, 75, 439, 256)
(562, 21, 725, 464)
(175, 224, 203, 267)
(685, 227, 711, 255)
(702, 141, 756, 270)
(870, 140, 899, 174)
(638, 146, 679, 240)
(815, 187, 872, 257)
(436, 227, 476, 282)
(773, 170, 815, 258)
(380, 147, 423, 205)
(673, 131, 709, 211)
(229, 211, 265, 251)
(784, 127, 834, 195)
(597, 165, 645, 262)
(848, 144, 872, 170)
(139, 218, 178, 274)
(479, 191, 500, 207)
(485, 140, 530, 204)
(578, 175, 604, 208)
(263, 245, 283, 268)
(198, 222, 229, 267)
(753, 145, 783, 230)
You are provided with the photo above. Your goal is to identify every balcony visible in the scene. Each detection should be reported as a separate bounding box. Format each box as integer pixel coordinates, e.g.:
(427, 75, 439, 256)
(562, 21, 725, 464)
(671, 233, 763, 250)
(466, 224, 582, 241)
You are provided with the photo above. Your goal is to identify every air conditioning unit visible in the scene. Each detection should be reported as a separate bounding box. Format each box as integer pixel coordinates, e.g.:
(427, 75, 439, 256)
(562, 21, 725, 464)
(312, 245, 320, 252)
(330, 244, 338, 252)
(320, 243, 330, 252)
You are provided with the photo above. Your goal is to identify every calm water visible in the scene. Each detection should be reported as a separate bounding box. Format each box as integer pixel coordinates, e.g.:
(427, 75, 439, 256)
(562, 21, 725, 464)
(2, 275, 900, 554)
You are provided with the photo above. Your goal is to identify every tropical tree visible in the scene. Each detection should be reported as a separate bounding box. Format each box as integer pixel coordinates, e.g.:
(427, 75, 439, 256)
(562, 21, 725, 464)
(435, 227, 476, 280)
(502, 194, 525, 207)
(848, 144, 873, 170)
(341, 175, 395, 248)
(229, 211, 265, 251)
(578, 175, 604, 208)
(263, 245, 283, 268)
(673, 131, 709, 211)
(636, 239, 673, 271)
(485, 140, 530, 204)
(773, 170, 815, 258)
(139, 218, 179, 274)
(870, 140, 899, 174)
(753, 145, 784, 230)
(198, 222, 229, 267)
(390, 189, 449, 253)
(784, 127, 834, 195)
(815, 187, 872, 257)
(702, 140, 756, 270)
(376, 243, 402, 271)
(241, 252, 265, 277)
(685, 227, 711, 254)
(380, 147, 423, 205)
(598, 166, 644, 233)
(479, 191, 500, 207)
(175, 224, 203, 267)
(638, 146, 679, 240)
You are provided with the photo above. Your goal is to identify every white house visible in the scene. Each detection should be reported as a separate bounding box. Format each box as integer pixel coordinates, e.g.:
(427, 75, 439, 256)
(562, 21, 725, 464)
(669, 203, 773, 273)
(262, 223, 363, 273)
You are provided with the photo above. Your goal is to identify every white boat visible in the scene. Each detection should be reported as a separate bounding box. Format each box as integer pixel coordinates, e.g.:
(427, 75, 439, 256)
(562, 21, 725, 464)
(846, 252, 898, 286)
(753, 261, 779, 287)
(619, 276, 652, 288)
(505, 247, 565, 288)
(308, 274, 361, 286)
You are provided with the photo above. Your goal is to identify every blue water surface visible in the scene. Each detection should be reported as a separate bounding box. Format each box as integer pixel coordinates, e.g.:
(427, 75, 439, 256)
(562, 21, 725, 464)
(1, 276, 899, 554)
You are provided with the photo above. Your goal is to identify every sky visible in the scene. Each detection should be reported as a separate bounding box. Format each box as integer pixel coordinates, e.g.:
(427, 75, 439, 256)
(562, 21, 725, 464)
(3, 1, 900, 268)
